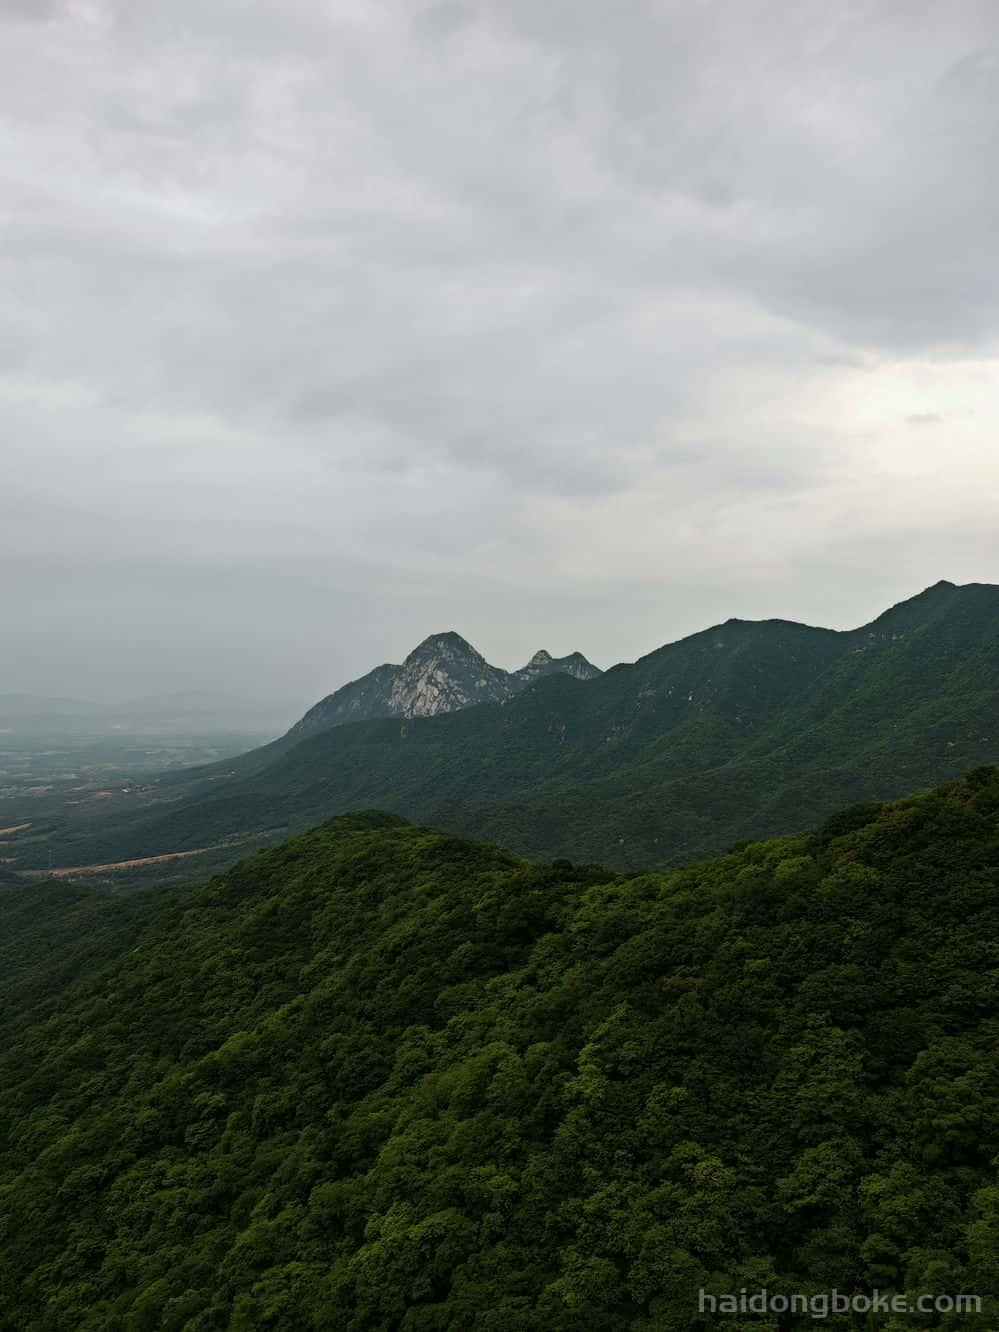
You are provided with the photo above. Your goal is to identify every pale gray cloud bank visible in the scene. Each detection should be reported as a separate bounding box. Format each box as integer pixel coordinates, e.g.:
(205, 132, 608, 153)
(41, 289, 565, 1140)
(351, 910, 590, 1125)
(2, 0, 998, 706)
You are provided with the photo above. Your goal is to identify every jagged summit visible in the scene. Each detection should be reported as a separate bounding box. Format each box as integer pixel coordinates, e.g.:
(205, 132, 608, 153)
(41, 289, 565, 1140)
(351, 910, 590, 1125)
(403, 631, 483, 666)
(514, 648, 602, 683)
(526, 649, 553, 667)
(288, 633, 602, 739)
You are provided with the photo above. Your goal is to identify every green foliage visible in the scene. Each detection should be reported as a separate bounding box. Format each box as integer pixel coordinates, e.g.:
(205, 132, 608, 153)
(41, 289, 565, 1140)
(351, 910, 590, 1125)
(0, 879, 156, 1037)
(1, 774, 998, 1328)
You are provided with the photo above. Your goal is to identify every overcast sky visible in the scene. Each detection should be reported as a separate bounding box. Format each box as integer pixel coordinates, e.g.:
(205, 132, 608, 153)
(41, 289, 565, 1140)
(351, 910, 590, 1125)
(3, 0, 998, 709)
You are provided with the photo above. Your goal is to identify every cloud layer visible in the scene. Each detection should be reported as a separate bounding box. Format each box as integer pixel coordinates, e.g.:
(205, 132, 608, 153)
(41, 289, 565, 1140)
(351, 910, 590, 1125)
(3, 0, 998, 706)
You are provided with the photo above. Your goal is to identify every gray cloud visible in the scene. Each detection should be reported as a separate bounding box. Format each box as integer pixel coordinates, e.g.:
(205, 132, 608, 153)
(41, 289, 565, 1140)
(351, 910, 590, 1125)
(1, 0, 998, 705)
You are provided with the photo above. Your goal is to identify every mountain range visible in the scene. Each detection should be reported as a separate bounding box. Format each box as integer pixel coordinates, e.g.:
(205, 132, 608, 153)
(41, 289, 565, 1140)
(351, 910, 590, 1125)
(9, 579, 999, 879)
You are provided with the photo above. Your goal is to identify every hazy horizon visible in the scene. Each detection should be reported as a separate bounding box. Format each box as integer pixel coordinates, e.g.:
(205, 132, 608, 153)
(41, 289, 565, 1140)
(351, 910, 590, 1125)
(4, 1, 998, 703)
(1, 577, 986, 712)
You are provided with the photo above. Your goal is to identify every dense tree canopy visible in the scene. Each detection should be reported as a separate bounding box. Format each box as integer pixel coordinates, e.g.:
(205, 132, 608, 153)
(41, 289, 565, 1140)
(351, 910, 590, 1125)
(1, 774, 998, 1328)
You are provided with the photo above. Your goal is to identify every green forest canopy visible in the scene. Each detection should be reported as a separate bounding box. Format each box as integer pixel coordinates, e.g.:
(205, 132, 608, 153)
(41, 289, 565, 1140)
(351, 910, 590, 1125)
(1, 770, 998, 1328)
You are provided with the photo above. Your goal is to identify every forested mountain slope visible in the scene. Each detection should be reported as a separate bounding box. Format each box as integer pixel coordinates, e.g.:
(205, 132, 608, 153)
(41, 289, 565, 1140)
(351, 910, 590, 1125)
(1, 772, 997, 1328)
(21, 580, 999, 877)
(0, 879, 154, 1037)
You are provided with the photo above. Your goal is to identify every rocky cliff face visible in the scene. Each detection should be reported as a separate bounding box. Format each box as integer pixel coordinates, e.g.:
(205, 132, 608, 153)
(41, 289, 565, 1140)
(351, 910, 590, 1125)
(288, 632, 601, 739)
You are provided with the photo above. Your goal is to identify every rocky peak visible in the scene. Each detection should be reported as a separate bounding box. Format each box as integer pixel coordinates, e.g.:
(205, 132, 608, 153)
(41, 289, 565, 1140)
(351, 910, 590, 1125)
(514, 649, 602, 683)
(403, 631, 484, 668)
(288, 632, 601, 739)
